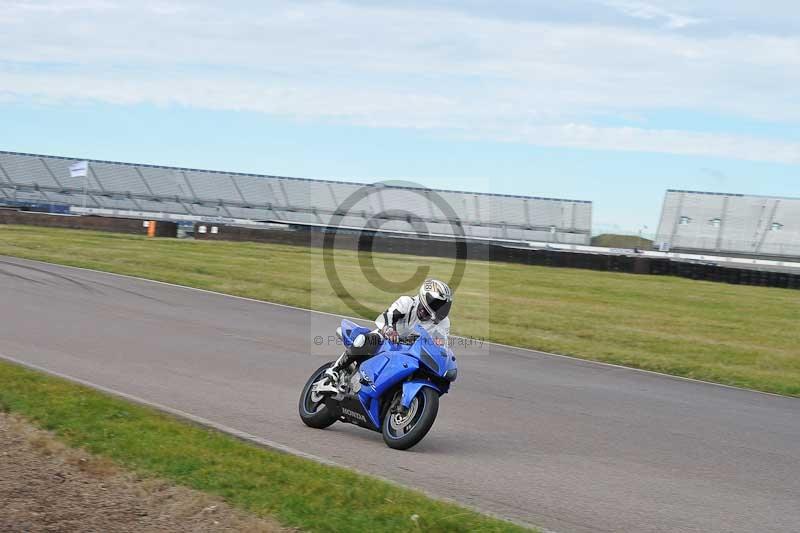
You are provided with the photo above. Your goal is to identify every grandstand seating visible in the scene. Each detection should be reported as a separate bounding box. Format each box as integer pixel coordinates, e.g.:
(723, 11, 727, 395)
(656, 190, 800, 259)
(0, 151, 593, 244)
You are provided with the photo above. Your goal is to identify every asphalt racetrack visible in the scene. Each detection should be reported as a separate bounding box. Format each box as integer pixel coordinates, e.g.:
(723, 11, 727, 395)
(1, 256, 798, 532)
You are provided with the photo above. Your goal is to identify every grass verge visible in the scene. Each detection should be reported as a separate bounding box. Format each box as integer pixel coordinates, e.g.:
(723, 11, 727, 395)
(0, 359, 531, 532)
(590, 233, 653, 249)
(0, 224, 798, 396)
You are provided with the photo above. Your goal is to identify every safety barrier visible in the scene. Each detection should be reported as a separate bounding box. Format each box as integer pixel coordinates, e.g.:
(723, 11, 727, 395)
(0, 209, 178, 238)
(194, 223, 800, 290)
(3, 210, 796, 289)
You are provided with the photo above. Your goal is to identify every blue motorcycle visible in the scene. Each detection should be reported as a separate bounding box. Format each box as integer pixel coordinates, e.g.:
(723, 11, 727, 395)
(299, 319, 458, 450)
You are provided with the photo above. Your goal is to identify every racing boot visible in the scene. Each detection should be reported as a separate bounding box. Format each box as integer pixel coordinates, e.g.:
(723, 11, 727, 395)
(318, 334, 366, 393)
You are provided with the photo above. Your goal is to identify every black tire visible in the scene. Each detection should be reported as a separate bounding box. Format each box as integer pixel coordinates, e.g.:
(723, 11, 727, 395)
(382, 386, 439, 450)
(298, 362, 338, 429)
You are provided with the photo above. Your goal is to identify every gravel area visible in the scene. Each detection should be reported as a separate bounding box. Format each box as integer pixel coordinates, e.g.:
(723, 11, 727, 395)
(0, 411, 289, 532)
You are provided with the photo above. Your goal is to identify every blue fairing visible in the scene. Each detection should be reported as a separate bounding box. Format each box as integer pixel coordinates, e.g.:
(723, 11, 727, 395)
(334, 319, 457, 432)
(359, 353, 419, 398)
(339, 319, 372, 348)
(401, 380, 442, 409)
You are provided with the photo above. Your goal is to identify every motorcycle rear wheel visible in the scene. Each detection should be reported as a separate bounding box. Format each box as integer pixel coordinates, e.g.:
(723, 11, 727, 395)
(298, 362, 338, 429)
(382, 386, 439, 450)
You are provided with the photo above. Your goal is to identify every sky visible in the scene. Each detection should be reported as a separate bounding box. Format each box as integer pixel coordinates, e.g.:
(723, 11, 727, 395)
(1, 1, 798, 235)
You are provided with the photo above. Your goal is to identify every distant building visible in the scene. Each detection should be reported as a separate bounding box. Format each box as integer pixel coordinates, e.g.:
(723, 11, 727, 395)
(655, 189, 800, 259)
(0, 151, 592, 245)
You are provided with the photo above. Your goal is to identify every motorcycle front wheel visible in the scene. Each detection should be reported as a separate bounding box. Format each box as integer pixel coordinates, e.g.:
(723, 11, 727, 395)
(382, 386, 439, 450)
(298, 362, 338, 429)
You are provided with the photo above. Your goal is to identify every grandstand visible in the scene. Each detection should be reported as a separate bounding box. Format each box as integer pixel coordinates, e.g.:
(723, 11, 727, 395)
(655, 190, 800, 259)
(0, 151, 592, 244)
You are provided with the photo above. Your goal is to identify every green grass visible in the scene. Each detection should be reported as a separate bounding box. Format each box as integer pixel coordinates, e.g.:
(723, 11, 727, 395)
(1, 224, 799, 396)
(591, 233, 654, 249)
(0, 359, 531, 532)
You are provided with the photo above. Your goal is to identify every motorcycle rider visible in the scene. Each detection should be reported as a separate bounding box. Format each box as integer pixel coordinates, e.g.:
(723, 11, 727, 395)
(322, 278, 453, 389)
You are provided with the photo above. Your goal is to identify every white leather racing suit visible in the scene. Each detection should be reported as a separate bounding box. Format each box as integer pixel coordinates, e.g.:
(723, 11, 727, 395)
(375, 295, 450, 340)
(336, 294, 452, 370)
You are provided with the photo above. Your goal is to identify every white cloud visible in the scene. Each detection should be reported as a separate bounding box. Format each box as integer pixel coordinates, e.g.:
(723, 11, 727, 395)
(487, 124, 800, 165)
(601, 0, 702, 29)
(0, 0, 798, 165)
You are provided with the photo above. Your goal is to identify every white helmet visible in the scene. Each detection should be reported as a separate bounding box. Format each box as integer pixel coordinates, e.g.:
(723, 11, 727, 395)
(418, 279, 453, 324)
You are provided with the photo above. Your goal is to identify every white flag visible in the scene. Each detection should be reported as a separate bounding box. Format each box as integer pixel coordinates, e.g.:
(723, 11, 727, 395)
(69, 161, 88, 178)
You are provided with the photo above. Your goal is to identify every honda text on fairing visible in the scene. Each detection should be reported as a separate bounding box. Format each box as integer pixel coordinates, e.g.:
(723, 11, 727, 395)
(298, 319, 458, 450)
